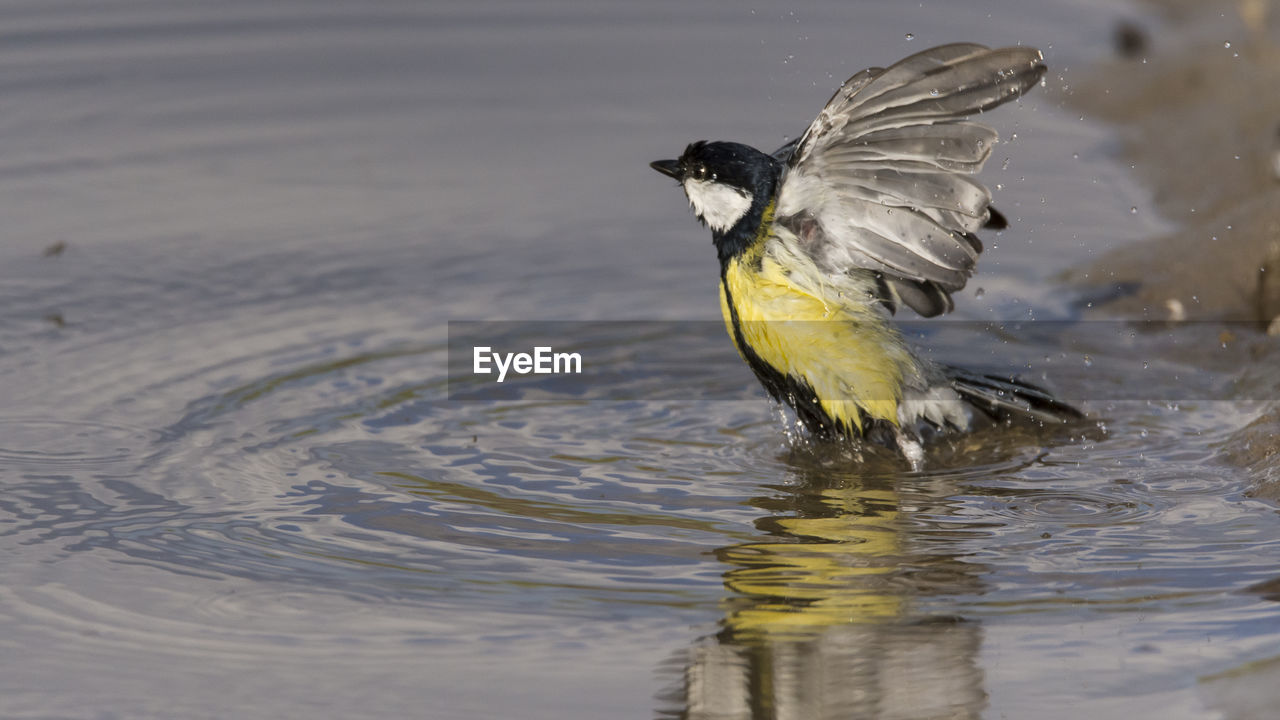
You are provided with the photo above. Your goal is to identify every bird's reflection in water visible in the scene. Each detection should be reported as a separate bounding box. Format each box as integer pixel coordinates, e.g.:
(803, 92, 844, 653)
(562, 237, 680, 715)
(663, 446, 997, 720)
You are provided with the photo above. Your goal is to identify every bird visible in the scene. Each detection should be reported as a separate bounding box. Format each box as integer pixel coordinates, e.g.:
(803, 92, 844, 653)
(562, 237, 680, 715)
(650, 43, 1081, 465)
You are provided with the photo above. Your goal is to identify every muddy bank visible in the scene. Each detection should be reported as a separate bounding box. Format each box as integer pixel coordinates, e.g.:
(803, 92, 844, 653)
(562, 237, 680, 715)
(1063, 0, 1280, 494)
(1066, 1, 1280, 323)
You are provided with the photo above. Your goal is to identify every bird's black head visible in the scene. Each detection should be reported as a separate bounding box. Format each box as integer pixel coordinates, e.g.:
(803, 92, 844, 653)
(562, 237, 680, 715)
(650, 141, 780, 245)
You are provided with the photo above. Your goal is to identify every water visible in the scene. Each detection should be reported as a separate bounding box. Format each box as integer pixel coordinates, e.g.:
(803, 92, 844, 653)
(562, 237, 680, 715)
(2, 1, 1278, 718)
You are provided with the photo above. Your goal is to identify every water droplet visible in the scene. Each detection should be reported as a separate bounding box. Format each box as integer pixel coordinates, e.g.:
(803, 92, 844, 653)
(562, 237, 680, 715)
(930, 88, 940, 96)
(1224, 41, 1232, 48)
(1072, 152, 1079, 159)
(1083, 355, 1093, 368)
(905, 33, 915, 41)
(1130, 206, 1138, 214)
(1140, 429, 1149, 438)
(1142, 361, 1149, 369)
(974, 287, 985, 298)
(1001, 157, 1011, 170)
(783, 54, 794, 63)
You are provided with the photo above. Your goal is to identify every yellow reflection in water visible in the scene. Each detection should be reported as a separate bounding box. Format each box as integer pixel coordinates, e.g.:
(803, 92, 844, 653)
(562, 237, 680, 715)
(721, 485, 904, 639)
(669, 468, 987, 720)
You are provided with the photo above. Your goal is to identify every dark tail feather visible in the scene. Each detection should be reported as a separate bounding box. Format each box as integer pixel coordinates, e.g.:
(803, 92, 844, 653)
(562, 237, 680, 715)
(956, 207, 1006, 256)
(948, 368, 1082, 424)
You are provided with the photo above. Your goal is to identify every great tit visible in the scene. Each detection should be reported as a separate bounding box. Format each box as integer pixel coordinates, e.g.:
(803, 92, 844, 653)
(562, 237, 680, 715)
(650, 43, 1080, 464)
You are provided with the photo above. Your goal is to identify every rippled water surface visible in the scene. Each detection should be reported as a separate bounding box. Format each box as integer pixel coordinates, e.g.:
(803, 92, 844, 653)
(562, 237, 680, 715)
(3, 1, 1279, 718)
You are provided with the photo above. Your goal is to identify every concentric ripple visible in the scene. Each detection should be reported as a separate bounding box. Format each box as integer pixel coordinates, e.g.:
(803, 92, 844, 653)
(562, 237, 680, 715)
(0, 419, 152, 470)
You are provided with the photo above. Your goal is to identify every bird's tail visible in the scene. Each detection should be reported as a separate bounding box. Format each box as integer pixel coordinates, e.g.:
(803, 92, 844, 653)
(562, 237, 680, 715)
(946, 367, 1083, 425)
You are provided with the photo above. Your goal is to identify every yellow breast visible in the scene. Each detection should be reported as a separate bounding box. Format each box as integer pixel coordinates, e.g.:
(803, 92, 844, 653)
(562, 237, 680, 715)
(719, 246, 911, 433)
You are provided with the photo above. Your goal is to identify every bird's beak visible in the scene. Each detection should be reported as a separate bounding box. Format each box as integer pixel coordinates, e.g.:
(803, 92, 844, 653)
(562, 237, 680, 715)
(649, 159, 681, 179)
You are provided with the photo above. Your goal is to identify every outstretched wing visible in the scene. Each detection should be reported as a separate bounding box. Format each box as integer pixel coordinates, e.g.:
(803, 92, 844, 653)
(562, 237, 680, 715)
(773, 44, 1046, 316)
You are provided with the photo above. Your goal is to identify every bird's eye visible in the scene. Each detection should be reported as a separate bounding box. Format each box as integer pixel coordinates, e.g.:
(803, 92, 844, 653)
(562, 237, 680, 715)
(695, 165, 708, 180)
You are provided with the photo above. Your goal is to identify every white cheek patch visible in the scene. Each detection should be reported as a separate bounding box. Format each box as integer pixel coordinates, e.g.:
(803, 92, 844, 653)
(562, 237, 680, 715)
(683, 178, 752, 232)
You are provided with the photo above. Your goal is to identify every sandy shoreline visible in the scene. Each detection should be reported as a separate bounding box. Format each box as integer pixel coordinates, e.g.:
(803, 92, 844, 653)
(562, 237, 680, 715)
(1067, 0, 1280, 324)
(1063, 0, 1280, 495)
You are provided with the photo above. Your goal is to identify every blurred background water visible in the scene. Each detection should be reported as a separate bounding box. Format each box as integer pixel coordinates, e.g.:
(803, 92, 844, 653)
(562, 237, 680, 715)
(2, 1, 1279, 718)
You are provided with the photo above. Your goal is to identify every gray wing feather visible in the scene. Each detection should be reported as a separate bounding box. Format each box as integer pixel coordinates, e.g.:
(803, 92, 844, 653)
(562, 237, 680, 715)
(821, 123, 998, 173)
(820, 199, 973, 286)
(827, 168, 992, 220)
(775, 44, 1046, 317)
